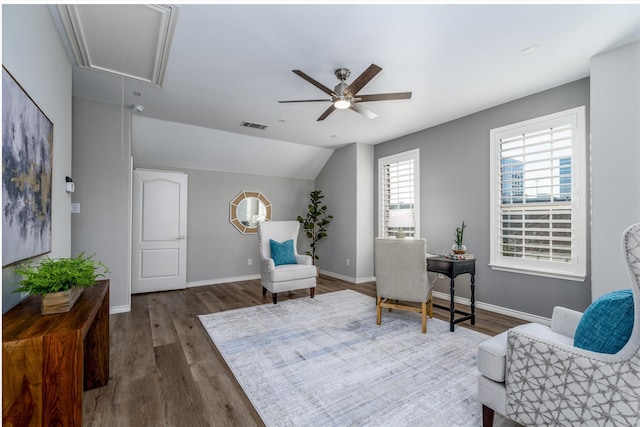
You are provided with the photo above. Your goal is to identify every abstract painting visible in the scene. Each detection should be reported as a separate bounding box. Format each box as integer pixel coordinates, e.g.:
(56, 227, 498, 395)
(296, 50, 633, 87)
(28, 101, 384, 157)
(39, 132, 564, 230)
(2, 67, 53, 266)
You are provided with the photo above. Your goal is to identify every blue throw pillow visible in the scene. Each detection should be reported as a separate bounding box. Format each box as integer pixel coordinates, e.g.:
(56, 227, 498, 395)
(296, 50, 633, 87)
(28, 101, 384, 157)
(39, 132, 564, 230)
(269, 239, 297, 266)
(574, 289, 634, 354)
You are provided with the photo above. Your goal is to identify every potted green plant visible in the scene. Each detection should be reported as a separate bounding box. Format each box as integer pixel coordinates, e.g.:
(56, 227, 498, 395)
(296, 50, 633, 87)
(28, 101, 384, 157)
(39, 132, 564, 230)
(453, 221, 467, 254)
(297, 190, 333, 270)
(14, 252, 109, 315)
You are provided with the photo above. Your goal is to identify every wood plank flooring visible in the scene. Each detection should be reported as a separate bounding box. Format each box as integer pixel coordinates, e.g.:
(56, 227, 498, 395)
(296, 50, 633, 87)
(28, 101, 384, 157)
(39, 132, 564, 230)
(83, 276, 527, 426)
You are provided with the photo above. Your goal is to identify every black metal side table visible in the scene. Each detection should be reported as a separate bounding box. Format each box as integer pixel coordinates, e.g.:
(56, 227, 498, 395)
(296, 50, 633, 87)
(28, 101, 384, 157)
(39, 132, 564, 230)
(427, 255, 476, 332)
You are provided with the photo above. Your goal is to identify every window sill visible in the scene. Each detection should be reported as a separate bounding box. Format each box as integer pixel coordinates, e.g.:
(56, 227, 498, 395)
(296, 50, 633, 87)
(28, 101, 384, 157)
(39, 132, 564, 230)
(489, 263, 586, 282)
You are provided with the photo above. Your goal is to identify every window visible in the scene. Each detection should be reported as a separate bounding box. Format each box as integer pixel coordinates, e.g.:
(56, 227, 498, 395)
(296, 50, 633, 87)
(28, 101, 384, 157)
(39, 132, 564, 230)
(489, 106, 586, 281)
(378, 149, 420, 238)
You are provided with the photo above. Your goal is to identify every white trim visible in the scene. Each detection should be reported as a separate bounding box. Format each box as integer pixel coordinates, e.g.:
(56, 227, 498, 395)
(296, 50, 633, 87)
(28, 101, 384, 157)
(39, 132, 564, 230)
(431, 290, 551, 326)
(321, 270, 375, 284)
(126, 156, 133, 314)
(189, 272, 376, 288)
(489, 106, 587, 280)
(119, 274, 549, 326)
(377, 148, 420, 238)
(187, 274, 261, 288)
(110, 304, 131, 314)
(488, 263, 586, 281)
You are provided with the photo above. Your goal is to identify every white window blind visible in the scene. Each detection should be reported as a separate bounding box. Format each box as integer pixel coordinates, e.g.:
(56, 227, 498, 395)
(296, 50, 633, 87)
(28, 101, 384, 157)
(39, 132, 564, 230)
(378, 149, 419, 238)
(490, 107, 586, 280)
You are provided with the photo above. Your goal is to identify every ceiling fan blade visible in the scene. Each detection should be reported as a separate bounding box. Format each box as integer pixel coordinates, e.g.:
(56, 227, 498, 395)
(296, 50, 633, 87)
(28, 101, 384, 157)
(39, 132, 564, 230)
(350, 103, 378, 120)
(356, 92, 412, 102)
(292, 70, 336, 96)
(317, 104, 336, 121)
(278, 99, 332, 103)
(344, 64, 382, 97)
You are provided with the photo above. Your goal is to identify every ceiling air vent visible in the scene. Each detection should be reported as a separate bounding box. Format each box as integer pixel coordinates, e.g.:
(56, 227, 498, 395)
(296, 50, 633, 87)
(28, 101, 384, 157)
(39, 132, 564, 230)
(241, 121, 268, 130)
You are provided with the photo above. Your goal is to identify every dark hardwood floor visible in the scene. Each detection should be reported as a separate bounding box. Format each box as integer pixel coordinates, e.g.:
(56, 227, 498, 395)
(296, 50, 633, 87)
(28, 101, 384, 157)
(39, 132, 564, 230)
(83, 276, 526, 426)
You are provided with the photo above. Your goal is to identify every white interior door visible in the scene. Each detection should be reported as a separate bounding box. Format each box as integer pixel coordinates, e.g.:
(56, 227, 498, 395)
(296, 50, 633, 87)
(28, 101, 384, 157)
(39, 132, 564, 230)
(132, 169, 188, 294)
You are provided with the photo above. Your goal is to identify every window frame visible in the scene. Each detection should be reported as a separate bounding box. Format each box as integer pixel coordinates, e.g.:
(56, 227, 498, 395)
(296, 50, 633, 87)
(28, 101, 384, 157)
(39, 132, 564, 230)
(489, 106, 587, 281)
(378, 149, 420, 238)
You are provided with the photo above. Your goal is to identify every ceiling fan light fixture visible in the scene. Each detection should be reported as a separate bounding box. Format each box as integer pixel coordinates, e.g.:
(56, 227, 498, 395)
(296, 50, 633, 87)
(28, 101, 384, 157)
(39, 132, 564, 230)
(334, 98, 351, 109)
(280, 64, 411, 121)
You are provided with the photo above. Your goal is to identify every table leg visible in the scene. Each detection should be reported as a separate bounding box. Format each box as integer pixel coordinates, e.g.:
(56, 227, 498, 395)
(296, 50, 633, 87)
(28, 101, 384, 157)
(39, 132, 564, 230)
(470, 273, 476, 325)
(83, 287, 109, 390)
(449, 276, 455, 332)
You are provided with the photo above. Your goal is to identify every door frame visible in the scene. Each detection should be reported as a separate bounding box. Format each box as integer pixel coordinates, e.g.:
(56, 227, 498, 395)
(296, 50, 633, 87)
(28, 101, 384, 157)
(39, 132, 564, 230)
(131, 168, 188, 294)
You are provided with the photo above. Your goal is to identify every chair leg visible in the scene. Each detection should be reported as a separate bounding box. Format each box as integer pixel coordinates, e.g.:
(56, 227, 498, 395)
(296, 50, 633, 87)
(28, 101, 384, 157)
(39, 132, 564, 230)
(428, 291, 433, 318)
(272, 293, 278, 304)
(421, 301, 427, 334)
(262, 286, 267, 296)
(482, 405, 495, 427)
(310, 288, 315, 298)
(376, 297, 382, 326)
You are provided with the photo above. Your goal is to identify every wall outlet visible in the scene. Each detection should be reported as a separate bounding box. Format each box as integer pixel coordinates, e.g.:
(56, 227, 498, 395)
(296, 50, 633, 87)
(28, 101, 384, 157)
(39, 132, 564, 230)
(248, 258, 252, 265)
(71, 203, 80, 214)
(346, 259, 350, 266)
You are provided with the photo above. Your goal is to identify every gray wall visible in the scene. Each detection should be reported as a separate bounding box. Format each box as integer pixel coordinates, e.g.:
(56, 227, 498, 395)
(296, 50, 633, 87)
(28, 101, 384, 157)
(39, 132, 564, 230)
(375, 78, 592, 318)
(72, 97, 132, 311)
(315, 143, 375, 282)
(591, 40, 640, 300)
(356, 143, 375, 279)
(133, 164, 314, 284)
(72, 99, 314, 309)
(2, 5, 73, 312)
(315, 144, 357, 278)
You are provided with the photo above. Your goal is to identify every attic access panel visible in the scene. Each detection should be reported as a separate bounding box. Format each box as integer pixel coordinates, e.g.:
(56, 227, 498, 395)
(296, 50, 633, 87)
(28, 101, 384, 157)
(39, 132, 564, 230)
(57, 4, 178, 86)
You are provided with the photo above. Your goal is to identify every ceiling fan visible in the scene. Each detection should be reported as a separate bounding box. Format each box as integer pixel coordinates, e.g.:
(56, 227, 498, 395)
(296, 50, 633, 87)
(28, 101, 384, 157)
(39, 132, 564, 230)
(278, 64, 412, 121)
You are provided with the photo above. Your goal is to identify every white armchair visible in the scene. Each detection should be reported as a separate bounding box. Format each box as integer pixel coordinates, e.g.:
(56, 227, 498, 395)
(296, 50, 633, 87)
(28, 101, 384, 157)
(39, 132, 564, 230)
(478, 223, 640, 426)
(257, 220, 317, 304)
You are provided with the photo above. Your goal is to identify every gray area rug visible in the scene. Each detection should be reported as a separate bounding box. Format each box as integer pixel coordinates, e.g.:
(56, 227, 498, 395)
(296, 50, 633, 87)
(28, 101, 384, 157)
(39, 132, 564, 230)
(199, 290, 518, 426)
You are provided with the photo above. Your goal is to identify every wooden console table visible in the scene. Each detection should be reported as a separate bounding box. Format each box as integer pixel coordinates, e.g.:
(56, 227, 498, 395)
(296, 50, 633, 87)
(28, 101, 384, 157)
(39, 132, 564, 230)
(3, 280, 109, 426)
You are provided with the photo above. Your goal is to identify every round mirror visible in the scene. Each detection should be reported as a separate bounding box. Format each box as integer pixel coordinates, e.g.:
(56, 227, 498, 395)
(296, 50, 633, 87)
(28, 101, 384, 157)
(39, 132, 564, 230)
(230, 191, 271, 234)
(237, 197, 265, 227)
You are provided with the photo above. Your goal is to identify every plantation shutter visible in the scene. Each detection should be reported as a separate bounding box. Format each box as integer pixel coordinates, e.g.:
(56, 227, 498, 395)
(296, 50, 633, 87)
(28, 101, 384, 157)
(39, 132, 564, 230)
(498, 123, 573, 262)
(381, 156, 416, 238)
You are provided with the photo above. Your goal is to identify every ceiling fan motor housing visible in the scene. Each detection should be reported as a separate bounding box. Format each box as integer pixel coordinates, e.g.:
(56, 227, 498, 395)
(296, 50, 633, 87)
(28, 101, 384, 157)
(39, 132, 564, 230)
(335, 68, 351, 81)
(334, 81, 348, 96)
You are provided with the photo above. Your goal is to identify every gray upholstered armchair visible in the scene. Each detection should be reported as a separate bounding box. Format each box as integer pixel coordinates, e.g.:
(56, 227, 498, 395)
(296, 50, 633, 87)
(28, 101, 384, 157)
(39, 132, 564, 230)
(477, 223, 640, 426)
(374, 238, 433, 334)
(257, 220, 316, 304)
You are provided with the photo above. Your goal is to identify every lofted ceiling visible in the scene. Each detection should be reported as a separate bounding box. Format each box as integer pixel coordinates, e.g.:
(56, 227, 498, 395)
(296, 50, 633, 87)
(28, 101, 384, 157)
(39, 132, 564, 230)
(50, 3, 640, 179)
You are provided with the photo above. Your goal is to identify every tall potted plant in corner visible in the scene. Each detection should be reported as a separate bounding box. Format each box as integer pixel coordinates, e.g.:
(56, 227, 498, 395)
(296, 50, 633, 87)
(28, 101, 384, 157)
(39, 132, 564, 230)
(297, 190, 333, 273)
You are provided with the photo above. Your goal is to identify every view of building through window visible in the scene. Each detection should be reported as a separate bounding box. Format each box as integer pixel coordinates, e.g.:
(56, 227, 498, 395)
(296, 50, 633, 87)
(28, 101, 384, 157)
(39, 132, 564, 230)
(490, 106, 586, 280)
(498, 124, 573, 262)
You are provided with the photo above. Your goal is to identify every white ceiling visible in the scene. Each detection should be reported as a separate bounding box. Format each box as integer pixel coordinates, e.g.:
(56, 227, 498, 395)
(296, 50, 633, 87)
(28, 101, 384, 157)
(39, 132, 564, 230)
(51, 3, 640, 178)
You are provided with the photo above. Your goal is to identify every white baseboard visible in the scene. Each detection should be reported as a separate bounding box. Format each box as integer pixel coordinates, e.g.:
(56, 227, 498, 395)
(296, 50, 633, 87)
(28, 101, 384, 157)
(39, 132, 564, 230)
(110, 304, 130, 314)
(320, 270, 375, 285)
(117, 274, 548, 325)
(431, 290, 550, 326)
(187, 274, 261, 288)
(188, 271, 375, 288)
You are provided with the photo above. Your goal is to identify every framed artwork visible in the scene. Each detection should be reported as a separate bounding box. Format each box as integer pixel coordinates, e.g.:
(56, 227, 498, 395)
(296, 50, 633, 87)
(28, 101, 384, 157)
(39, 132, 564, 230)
(2, 66, 53, 266)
